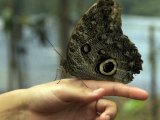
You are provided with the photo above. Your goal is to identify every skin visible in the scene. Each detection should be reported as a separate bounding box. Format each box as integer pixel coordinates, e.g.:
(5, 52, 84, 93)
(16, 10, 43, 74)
(0, 79, 148, 120)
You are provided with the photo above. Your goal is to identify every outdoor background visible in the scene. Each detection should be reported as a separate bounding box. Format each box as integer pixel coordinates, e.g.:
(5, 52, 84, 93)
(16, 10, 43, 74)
(0, 0, 159, 120)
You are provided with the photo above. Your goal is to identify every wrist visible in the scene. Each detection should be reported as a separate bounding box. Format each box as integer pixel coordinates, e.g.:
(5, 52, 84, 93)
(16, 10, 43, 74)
(0, 89, 29, 120)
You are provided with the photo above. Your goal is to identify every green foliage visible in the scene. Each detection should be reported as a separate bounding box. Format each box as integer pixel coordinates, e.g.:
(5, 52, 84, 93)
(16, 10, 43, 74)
(115, 99, 152, 120)
(1, 0, 160, 17)
(0, 0, 6, 14)
(118, 0, 160, 16)
(123, 100, 145, 113)
(24, 0, 56, 15)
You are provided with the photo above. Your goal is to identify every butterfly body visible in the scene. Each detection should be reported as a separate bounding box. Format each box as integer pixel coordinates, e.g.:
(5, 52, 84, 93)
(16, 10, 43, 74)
(62, 0, 143, 83)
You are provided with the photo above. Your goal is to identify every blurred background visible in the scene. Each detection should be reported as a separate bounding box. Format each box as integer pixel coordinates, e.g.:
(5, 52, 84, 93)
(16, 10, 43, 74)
(0, 0, 159, 120)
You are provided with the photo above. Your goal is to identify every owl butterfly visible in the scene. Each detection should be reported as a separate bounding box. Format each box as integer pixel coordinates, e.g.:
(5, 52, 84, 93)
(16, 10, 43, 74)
(62, 0, 143, 84)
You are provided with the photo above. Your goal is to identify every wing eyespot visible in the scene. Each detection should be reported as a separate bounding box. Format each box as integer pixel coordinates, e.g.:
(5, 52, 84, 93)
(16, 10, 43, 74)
(99, 59, 117, 76)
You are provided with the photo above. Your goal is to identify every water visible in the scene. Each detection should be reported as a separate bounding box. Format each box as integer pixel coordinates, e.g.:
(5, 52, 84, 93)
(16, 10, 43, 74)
(0, 15, 160, 94)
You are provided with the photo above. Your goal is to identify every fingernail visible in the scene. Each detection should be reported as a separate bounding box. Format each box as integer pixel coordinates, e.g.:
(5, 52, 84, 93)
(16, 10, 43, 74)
(106, 115, 110, 120)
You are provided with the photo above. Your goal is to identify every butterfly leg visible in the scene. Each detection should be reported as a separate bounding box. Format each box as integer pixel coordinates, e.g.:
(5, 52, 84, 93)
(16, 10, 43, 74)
(56, 79, 62, 84)
(55, 67, 62, 80)
(81, 80, 89, 88)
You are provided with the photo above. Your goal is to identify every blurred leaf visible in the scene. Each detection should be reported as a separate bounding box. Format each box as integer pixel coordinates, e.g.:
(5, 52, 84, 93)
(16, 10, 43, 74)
(118, 0, 160, 16)
(123, 100, 145, 113)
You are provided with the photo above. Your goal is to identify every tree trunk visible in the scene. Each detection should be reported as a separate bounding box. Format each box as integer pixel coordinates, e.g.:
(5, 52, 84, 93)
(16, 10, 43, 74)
(76, 0, 85, 15)
(149, 25, 159, 120)
(4, 0, 26, 90)
(58, 0, 70, 79)
(58, 0, 70, 57)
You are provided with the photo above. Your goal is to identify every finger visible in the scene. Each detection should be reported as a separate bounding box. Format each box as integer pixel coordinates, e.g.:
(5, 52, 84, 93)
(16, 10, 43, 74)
(52, 83, 106, 103)
(96, 99, 117, 120)
(84, 80, 149, 100)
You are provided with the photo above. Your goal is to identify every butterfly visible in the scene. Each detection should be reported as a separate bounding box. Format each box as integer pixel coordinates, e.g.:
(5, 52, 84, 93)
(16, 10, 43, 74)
(61, 0, 143, 84)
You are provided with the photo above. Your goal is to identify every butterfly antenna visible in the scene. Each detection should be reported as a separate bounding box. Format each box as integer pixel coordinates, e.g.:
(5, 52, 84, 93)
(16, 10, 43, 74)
(46, 38, 64, 60)
(46, 39, 65, 83)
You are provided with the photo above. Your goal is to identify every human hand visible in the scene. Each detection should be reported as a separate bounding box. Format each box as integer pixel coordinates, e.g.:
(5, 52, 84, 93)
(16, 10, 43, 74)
(24, 79, 148, 120)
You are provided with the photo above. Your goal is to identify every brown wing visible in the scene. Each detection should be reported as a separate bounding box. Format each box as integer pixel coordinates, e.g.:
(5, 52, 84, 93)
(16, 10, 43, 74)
(63, 0, 143, 83)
